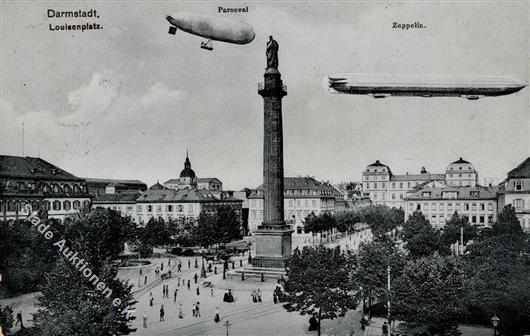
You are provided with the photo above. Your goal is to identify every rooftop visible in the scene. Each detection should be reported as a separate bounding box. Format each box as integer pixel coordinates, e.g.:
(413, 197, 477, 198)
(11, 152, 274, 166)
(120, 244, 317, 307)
(406, 185, 498, 200)
(506, 157, 530, 179)
(0, 155, 83, 181)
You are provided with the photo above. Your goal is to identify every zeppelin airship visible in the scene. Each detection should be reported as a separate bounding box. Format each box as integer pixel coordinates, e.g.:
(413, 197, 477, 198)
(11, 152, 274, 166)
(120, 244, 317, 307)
(166, 12, 255, 50)
(325, 73, 526, 99)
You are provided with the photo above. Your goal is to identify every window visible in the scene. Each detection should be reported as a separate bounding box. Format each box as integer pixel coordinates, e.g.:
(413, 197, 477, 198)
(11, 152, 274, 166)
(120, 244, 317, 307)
(399, 182, 403, 188)
(515, 199, 525, 209)
(488, 215, 493, 223)
(188, 204, 194, 213)
(136, 205, 142, 212)
(515, 181, 523, 191)
(431, 203, 436, 210)
(177, 205, 183, 212)
(157, 205, 162, 212)
(471, 215, 476, 223)
(488, 203, 493, 211)
(472, 203, 477, 211)
(479, 216, 485, 224)
(312, 200, 316, 207)
(289, 200, 294, 208)
(53, 201, 61, 211)
(392, 193, 395, 200)
(392, 183, 395, 188)
(63, 201, 71, 210)
(464, 204, 469, 211)
(382, 183, 386, 188)
(126, 206, 133, 212)
(167, 205, 173, 212)
(73, 200, 81, 210)
(400, 193, 404, 200)
(304, 200, 308, 207)
(407, 182, 410, 188)
(373, 193, 377, 200)
(480, 203, 485, 211)
(438, 203, 444, 210)
(147, 205, 152, 212)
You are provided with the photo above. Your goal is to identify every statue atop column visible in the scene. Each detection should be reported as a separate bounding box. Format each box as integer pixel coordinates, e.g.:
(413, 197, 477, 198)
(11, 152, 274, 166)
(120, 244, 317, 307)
(266, 36, 279, 70)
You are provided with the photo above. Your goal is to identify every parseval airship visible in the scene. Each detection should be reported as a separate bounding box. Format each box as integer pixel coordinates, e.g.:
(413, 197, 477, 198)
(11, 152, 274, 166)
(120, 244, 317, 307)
(166, 12, 255, 50)
(325, 73, 526, 99)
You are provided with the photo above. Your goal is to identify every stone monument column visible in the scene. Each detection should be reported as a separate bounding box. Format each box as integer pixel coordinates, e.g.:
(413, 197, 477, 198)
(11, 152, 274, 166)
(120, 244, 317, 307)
(253, 36, 293, 269)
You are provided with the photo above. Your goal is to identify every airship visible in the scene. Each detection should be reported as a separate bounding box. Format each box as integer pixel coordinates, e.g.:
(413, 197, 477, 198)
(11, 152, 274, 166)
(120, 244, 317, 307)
(166, 12, 255, 50)
(325, 73, 526, 99)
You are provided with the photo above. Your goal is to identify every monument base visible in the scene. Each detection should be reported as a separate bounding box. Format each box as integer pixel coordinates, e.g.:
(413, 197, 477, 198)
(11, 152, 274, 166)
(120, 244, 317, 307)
(253, 224, 293, 269)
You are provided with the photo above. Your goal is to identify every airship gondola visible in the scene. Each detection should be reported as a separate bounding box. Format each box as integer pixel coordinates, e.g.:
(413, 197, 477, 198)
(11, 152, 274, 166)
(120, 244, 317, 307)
(166, 12, 255, 50)
(325, 73, 526, 99)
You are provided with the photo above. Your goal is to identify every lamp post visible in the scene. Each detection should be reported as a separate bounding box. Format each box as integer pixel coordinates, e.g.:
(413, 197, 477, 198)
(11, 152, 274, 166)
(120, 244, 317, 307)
(224, 319, 231, 336)
(491, 315, 500, 336)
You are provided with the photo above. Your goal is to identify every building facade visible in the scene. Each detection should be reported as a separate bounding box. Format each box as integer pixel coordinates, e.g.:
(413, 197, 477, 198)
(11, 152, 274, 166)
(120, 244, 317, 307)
(93, 182, 242, 226)
(247, 177, 336, 235)
(498, 157, 530, 232)
(85, 178, 147, 196)
(362, 160, 445, 208)
(0, 155, 91, 221)
(405, 185, 498, 229)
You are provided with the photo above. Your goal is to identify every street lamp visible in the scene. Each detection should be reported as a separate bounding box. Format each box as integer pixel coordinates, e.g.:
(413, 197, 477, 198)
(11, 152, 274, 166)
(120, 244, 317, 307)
(491, 315, 500, 336)
(224, 319, 231, 336)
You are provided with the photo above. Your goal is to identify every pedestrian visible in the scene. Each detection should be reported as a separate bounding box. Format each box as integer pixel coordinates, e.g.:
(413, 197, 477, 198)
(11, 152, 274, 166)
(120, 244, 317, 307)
(196, 286, 200, 296)
(162, 285, 165, 298)
(178, 276, 181, 286)
(214, 308, 220, 323)
(382, 322, 388, 336)
(160, 304, 165, 322)
(273, 293, 277, 304)
(188, 260, 191, 269)
(178, 263, 182, 272)
(143, 314, 148, 328)
(161, 262, 164, 272)
(150, 297, 154, 307)
(174, 289, 178, 302)
(140, 268, 143, 276)
(210, 288, 214, 297)
(16, 311, 23, 328)
(192, 303, 196, 317)
(144, 275, 147, 285)
(195, 302, 201, 317)
(194, 273, 198, 284)
(168, 258, 171, 266)
(149, 291, 153, 298)
(187, 279, 191, 290)
(178, 304, 183, 319)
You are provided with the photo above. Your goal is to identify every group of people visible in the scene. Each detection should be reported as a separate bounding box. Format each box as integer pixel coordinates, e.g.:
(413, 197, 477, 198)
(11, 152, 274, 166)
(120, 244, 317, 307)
(161, 284, 170, 298)
(223, 289, 235, 303)
(251, 288, 262, 303)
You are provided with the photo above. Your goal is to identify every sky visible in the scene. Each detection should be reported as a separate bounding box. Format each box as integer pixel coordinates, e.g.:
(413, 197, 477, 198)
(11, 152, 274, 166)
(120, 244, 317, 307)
(1, 1, 528, 190)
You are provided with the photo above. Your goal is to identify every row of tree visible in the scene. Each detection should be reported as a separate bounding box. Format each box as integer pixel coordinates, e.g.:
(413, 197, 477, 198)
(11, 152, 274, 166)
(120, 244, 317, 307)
(303, 205, 404, 243)
(282, 206, 530, 336)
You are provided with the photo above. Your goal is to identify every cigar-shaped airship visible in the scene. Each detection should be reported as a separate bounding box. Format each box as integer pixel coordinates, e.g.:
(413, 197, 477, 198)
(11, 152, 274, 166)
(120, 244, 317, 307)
(166, 12, 255, 50)
(325, 73, 526, 99)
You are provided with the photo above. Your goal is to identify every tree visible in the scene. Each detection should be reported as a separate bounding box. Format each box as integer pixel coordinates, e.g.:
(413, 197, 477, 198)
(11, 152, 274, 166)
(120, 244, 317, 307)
(0, 304, 14, 334)
(358, 205, 403, 238)
(355, 236, 405, 317)
(139, 217, 170, 247)
(402, 211, 450, 258)
(393, 253, 467, 335)
(441, 212, 476, 248)
(282, 246, 358, 336)
(194, 206, 242, 248)
(462, 206, 530, 336)
(32, 208, 137, 335)
(33, 261, 136, 336)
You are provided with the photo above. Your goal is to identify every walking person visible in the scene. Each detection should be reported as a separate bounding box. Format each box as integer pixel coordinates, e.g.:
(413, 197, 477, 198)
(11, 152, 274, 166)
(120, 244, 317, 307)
(16, 311, 23, 329)
(187, 279, 191, 290)
(162, 285, 165, 298)
(195, 302, 201, 317)
(174, 288, 178, 302)
(196, 286, 200, 296)
(178, 304, 183, 319)
(178, 276, 181, 286)
(144, 275, 148, 285)
(210, 288, 214, 297)
(142, 314, 148, 328)
(150, 297, 154, 307)
(160, 304, 165, 322)
(192, 303, 196, 317)
(194, 273, 198, 284)
(214, 308, 220, 323)
(188, 259, 191, 269)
